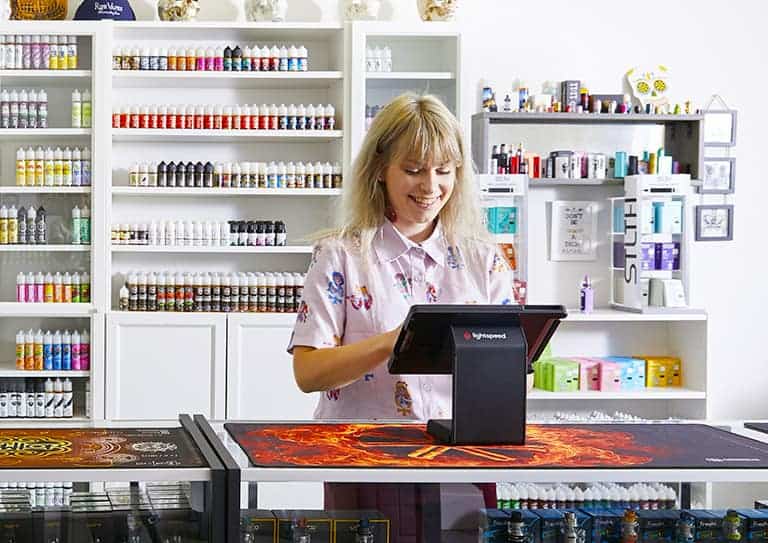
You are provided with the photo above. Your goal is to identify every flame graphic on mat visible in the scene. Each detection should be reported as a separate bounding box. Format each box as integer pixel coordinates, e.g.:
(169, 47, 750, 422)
(234, 424, 664, 468)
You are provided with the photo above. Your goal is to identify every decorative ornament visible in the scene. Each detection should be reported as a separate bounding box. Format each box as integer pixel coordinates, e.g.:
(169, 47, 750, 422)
(157, 0, 199, 21)
(74, 0, 135, 20)
(10, 0, 66, 19)
(343, 0, 380, 20)
(417, 0, 457, 21)
(245, 0, 287, 21)
(625, 65, 671, 109)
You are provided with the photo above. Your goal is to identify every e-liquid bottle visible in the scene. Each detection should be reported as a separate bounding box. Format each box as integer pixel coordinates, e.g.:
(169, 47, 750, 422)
(580, 275, 594, 313)
(63, 379, 73, 418)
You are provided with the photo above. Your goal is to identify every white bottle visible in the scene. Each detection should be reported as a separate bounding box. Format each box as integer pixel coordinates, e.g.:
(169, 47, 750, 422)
(44, 378, 54, 418)
(53, 379, 63, 418)
(71, 89, 81, 128)
(81, 89, 92, 128)
(71, 205, 81, 244)
(383, 46, 393, 72)
(34, 146, 44, 186)
(62, 147, 72, 186)
(298, 45, 308, 71)
(82, 147, 91, 186)
(72, 147, 82, 186)
(54, 147, 63, 186)
(316, 104, 326, 130)
(62, 379, 73, 418)
(326, 104, 336, 130)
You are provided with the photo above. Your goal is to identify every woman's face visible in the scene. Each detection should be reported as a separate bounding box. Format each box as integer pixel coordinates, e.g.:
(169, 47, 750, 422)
(383, 156, 456, 238)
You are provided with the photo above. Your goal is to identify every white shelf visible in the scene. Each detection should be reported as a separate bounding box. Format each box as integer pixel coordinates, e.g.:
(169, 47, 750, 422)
(0, 245, 90, 252)
(113, 70, 344, 89)
(0, 129, 92, 139)
(366, 71, 454, 80)
(528, 388, 706, 400)
(0, 368, 90, 378)
(563, 308, 706, 322)
(0, 69, 91, 78)
(0, 303, 94, 317)
(109, 310, 297, 321)
(529, 178, 624, 187)
(0, 186, 91, 194)
(111, 187, 342, 197)
(0, 417, 89, 426)
(112, 129, 343, 143)
(111, 245, 313, 254)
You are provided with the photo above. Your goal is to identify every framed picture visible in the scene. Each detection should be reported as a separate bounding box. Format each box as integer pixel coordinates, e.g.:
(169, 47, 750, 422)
(695, 205, 734, 241)
(700, 157, 735, 194)
(703, 110, 737, 146)
(550, 200, 598, 261)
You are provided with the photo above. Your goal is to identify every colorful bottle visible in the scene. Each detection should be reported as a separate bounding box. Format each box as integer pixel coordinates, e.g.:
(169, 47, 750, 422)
(579, 275, 594, 313)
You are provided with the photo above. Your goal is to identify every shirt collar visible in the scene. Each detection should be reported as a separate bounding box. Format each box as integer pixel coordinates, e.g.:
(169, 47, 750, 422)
(374, 219, 446, 267)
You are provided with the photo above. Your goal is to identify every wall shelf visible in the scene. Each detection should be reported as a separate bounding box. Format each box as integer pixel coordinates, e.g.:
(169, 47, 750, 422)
(528, 388, 706, 400)
(0, 245, 91, 252)
(110, 245, 313, 254)
(366, 71, 454, 80)
(474, 112, 704, 124)
(112, 129, 343, 143)
(0, 303, 95, 317)
(0, 129, 92, 140)
(0, 69, 91, 78)
(0, 187, 91, 194)
(0, 369, 90, 378)
(111, 187, 342, 197)
(529, 178, 624, 187)
(563, 308, 707, 322)
(112, 70, 344, 89)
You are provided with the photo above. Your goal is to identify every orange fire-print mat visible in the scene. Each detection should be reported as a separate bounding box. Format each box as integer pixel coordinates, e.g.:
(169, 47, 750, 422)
(225, 423, 768, 470)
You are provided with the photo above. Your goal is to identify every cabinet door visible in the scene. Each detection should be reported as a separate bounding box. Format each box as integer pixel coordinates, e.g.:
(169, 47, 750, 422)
(227, 314, 319, 419)
(106, 312, 226, 420)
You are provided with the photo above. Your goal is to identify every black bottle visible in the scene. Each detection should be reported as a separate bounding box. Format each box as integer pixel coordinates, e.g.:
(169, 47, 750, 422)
(203, 161, 214, 188)
(167, 161, 177, 188)
(185, 162, 195, 188)
(195, 161, 204, 188)
(157, 161, 167, 187)
(274, 221, 286, 246)
(264, 221, 275, 246)
(232, 46, 242, 72)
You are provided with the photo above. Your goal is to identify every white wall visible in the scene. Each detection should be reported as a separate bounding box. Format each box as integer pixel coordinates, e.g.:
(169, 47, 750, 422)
(68, 0, 768, 420)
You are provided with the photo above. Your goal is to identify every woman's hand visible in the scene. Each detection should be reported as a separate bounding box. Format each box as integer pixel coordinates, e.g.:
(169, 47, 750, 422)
(293, 324, 403, 394)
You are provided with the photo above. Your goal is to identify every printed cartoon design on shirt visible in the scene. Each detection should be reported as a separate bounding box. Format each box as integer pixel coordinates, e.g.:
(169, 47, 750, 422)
(364, 373, 375, 382)
(501, 298, 512, 305)
(394, 381, 413, 416)
(425, 282, 439, 303)
(326, 388, 340, 401)
(296, 300, 310, 323)
(326, 271, 345, 305)
(348, 286, 373, 311)
(394, 273, 412, 300)
(490, 252, 507, 273)
(446, 246, 464, 270)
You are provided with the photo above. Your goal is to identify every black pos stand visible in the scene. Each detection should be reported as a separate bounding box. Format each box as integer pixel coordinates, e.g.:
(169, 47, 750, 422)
(388, 305, 566, 445)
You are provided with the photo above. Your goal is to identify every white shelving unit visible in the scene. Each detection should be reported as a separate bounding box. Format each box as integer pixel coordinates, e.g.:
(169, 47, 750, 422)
(470, 111, 710, 420)
(106, 22, 346, 420)
(0, 21, 106, 424)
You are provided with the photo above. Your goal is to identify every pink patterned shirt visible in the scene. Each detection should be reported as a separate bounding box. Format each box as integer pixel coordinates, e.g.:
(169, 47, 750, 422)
(288, 220, 516, 421)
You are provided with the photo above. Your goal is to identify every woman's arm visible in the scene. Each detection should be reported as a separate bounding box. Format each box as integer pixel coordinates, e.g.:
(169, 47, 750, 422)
(293, 327, 400, 393)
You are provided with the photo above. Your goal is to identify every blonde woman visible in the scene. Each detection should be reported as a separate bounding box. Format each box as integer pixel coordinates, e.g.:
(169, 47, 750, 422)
(288, 93, 523, 538)
(289, 92, 524, 417)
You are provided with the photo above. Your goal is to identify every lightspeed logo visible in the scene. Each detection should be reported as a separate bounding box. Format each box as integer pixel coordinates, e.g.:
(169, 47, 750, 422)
(463, 331, 507, 341)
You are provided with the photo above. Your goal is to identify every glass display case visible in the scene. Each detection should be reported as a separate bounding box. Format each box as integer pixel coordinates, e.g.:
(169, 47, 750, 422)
(0, 415, 225, 542)
(198, 416, 768, 543)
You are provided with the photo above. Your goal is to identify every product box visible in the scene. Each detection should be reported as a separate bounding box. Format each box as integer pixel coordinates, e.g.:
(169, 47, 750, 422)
(480, 509, 540, 543)
(111, 511, 157, 543)
(613, 202, 625, 233)
(275, 510, 332, 543)
(637, 509, 680, 542)
(644, 358, 669, 387)
(551, 359, 579, 392)
(641, 200, 655, 234)
(680, 510, 723, 543)
(612, 241, 625, 268)
(553, 151, 572, 179)
(672, 242, 681, 270)
(240, 509, 277, 543)
(641, 242, 656, 271)
(575, 358, 601, 391)
(486, 206, 518, 234)
(583, 509, 624, 543)
(0, 510, 33, 543)
(669, 200, 683, 234)
(68, 509, 115, 543)
(560, 80, 581, 110)
(534, 509, 592, 543)
(598, 361, 621, 392)
(735, 509, 768, 541)
(655, 243, 676, 271)
(605, 357, 646, 391)
(32, 509, 67, 543)
(332, 510, 389, 543)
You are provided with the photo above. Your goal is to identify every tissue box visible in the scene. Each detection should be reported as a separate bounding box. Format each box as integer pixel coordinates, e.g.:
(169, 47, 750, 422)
(641, 243, 656, 271)
(575, 358, 602, 391)
(486, 207, 518, 234)
(605, 357, 646, 391)
(681, 510, 723, 543)
(735, 509, 768, 542)
(598, 361, 621, 392)
(637, 510, 680, 542)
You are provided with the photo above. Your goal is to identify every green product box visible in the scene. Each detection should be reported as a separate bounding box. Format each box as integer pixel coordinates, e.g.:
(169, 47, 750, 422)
(551, 359, 580, 392)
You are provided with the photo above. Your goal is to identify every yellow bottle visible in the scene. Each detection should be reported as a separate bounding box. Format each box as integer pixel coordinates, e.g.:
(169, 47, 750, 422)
(16, 148, 26, 186)
(15, 331, 24, 370)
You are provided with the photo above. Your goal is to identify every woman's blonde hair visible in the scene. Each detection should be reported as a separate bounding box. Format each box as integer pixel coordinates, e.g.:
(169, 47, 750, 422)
(327, 93, 485, 254)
